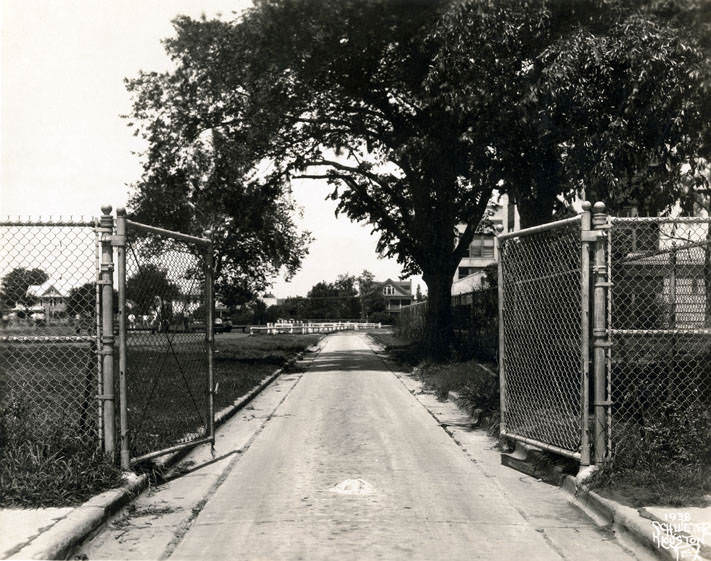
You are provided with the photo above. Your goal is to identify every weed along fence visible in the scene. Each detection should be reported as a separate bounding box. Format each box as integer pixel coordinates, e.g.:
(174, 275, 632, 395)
(498, 202, 711, 467)
(1, 207, 215, 472)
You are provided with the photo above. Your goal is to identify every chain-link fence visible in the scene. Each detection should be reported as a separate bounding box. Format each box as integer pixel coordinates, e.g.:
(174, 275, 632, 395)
(1, 210, 215, 473)
(452, 284, 498, 363)
(607, 217, 711, 461)
(120, 218, 213, 465)
(0, 219, 102, 446)
(499, 216, 587, 460)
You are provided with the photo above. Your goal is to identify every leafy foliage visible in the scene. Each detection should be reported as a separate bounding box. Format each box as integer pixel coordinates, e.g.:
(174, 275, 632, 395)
(433, 0, 710, 224)
(125, 22, 312, 305)
(125, 264, 180, 316)
(0, 268, 48, 308)
(127, 0, 711, 357)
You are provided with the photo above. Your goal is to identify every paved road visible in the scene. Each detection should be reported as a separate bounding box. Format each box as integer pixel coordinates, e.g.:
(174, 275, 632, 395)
(80, 332, 653, 561)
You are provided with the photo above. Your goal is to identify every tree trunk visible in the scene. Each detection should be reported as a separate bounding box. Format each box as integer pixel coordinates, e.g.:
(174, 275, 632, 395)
(517, 189, 557, 229)
(422, 269, 454, 361)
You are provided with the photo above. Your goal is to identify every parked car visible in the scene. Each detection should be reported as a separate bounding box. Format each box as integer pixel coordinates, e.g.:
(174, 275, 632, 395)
(190, 317, 232, 333)
(214, 317, 232, 333)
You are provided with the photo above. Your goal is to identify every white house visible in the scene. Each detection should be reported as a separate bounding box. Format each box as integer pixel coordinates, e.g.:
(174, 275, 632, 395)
(26, 280, 67, 320)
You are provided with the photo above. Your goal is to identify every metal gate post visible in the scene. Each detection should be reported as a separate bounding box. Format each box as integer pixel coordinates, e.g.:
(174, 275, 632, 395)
(115, 208, 129, 470)
(205, 235, 215, 448)
(579, 202, 592, 466)
(592, 202, 610, 463)
(496, 225, 507, 437)
(99, 205, 116, 457)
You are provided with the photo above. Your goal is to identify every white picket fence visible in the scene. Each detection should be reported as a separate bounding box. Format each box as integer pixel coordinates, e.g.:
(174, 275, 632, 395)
(249, 321, 382, 335)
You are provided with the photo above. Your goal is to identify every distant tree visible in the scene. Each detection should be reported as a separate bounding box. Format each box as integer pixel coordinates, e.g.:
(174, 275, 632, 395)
(0, 268, 48, 308)
(125, 265, 181, 316)
(66, 283, 94, 318)
(66, 282, 118, 324)
(306, 274, 360, 319)
(358, 270, 386, 319)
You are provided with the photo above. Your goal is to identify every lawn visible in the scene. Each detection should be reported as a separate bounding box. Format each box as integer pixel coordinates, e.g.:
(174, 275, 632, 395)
(0, 332, 322, 507)
(124, 332, 322, 459)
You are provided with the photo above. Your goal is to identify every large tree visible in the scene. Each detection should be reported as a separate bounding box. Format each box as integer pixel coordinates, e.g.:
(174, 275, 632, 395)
(126, 41, 312, 306)
(127, 0, 710, 358)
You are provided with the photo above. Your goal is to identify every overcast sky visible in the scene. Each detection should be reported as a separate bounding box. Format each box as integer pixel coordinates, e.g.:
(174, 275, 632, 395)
(1, 1, 418, 297)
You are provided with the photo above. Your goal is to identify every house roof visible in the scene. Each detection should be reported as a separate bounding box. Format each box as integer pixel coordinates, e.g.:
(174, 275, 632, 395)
(377, 278, 412, 297)
(26, 281, 65, 298)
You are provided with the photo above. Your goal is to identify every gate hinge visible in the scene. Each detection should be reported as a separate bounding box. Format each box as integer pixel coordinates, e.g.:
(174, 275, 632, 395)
(96, 394, 114, 401)
(96, 278, 112, 286)
(111, 234, 126, 247)
(594, 400, 613, 407)
(594, 281, 613, 288)
(593, 340, 613, 348)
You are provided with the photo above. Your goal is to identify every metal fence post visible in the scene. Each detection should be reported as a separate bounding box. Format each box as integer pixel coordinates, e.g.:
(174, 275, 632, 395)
(495, 226, 507, 438)
(591, 202, 610, 464)
(115, 208, 129, 470)
(99, 205, 116, 457)
(205, 234, 215, 449)
(579, 202, 592, 466)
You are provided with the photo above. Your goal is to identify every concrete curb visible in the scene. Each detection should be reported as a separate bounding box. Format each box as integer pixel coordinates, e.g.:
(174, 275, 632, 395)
(9, 337, 327, 561)
(8, 473, 149, 561)
(561, 476, 711, 561)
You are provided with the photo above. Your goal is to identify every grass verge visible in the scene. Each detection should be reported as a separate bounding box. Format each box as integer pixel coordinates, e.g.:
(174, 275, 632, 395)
(0, 333, 321, 508)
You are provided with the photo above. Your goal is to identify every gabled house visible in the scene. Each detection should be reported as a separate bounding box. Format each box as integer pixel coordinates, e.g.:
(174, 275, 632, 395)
(377, 279, 412, 315)
(26, 280, 66, 320)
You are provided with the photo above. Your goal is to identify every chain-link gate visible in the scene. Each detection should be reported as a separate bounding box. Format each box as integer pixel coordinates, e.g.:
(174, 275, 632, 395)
(607, 216, 711, 462)
(497, 214, 590, 462)
(0, 219, 104, 450)
(116, 210, 214, 468)
(1, 208, 215, 472)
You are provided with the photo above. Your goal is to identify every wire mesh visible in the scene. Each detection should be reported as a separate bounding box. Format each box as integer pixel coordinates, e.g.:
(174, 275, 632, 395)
(0, 220, 101, 444)
(608, 217, 711, 461)
(123, 227, 210, 460)
(499, 219, 584, 456)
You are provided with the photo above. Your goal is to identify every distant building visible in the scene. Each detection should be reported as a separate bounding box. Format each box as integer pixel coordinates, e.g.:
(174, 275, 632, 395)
(26, 281, 66, 320)
(454, 193, 519, 286)
(261, 293, 278, 308)
(376, 279, 412, 315)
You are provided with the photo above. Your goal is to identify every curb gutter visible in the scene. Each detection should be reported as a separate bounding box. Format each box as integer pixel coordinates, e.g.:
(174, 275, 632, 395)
(9, 337, 327, 561)
(562, 476, 711, 561)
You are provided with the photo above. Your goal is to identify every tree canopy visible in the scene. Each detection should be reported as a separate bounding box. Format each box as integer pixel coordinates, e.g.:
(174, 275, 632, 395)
(127, 0, 711, 357)
(0, 268, 48, 308)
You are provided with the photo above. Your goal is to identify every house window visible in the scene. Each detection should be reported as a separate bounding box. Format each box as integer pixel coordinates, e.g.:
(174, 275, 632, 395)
(383, 285, 395, 296)
(458, 267, 472, 279)
(469, 235, 495, 258)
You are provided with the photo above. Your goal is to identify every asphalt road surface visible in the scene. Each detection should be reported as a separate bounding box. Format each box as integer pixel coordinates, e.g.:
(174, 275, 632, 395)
(80, 332, 653, 561)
